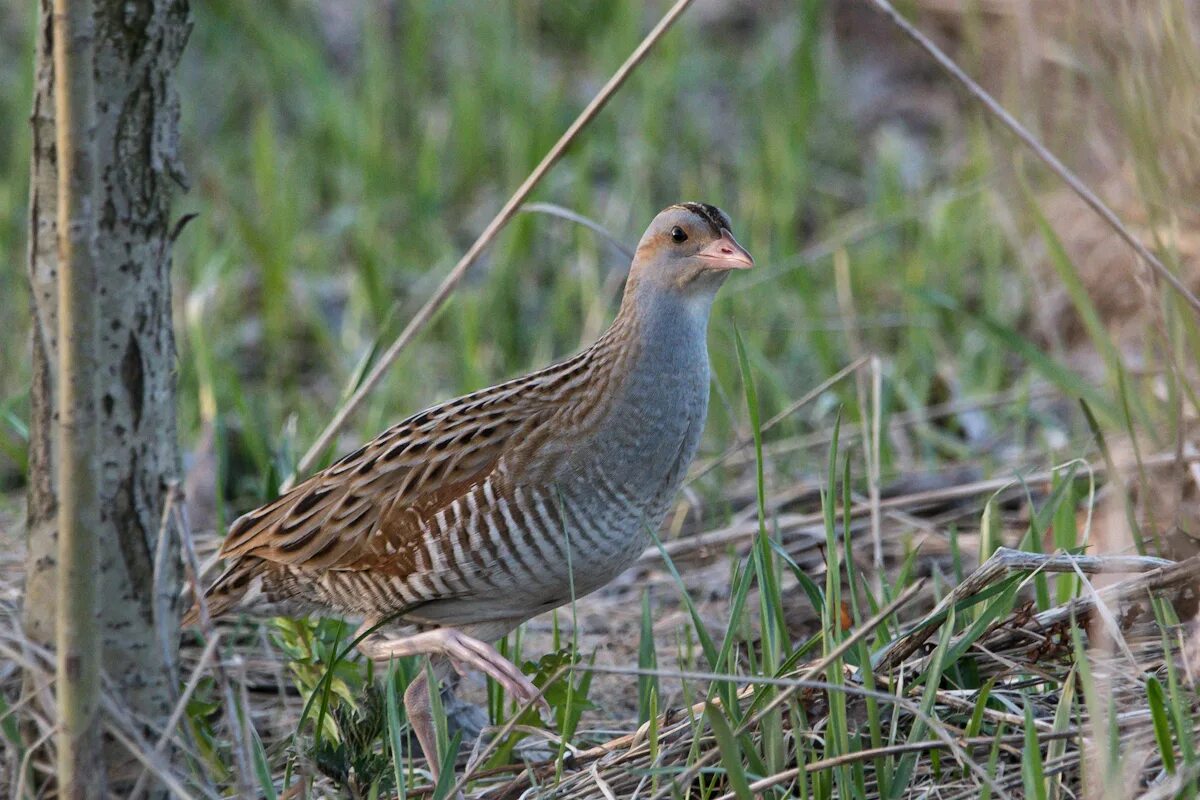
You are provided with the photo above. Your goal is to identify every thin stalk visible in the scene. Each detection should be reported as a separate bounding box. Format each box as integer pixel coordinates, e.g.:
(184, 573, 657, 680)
(52, 0, 102, 794)
(868, 0, 1200, 317)
(287, 0, 699, 488)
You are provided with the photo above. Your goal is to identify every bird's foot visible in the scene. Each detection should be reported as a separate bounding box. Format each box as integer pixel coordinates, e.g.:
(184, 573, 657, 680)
(358, 627, 551, 718)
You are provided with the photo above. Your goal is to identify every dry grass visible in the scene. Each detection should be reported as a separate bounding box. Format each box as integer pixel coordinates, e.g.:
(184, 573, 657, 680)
(6, 439, 1200, 798)
(5, 0, 1200, 797)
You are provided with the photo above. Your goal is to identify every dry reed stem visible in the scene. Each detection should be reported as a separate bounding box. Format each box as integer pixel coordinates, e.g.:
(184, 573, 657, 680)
(287, 0, 700, 489)
(868, 0, 1200, 317)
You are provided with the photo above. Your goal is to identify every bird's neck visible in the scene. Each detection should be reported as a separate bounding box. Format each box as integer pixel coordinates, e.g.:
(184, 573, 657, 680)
(614, 283, 714, 358)
(580, 285, 712, 508)
(602, 284, 714, 393)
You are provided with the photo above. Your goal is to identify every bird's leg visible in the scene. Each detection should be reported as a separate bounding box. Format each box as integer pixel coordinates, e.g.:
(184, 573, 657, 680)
(355, 624, 550, 714)
(402, 664, 444, 783)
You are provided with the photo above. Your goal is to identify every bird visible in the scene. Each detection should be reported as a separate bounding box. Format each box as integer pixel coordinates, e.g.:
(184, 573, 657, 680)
(184, 202, 753, 783)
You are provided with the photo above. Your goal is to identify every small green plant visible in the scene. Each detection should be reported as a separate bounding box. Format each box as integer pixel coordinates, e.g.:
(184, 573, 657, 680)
(273, 618, 367, 742)
(484, 644, 596, 770)
(309, 684, 396, 799)
(183, 676, 233, 785)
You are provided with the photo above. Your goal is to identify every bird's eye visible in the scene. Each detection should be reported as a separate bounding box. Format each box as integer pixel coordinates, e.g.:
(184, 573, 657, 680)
(670, 226, 688, 243)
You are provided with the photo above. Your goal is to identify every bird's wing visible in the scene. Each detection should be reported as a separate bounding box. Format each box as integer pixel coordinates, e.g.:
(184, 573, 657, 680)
(217, 376, 563, 575)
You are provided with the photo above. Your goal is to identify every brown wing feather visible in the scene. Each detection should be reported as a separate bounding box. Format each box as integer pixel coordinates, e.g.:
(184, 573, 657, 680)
(210, 315, 632, 600)
(216, 380, 559, 575)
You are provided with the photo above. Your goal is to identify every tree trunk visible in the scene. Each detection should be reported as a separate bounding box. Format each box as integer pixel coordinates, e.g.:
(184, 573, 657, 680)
(24, 0, 190, 792)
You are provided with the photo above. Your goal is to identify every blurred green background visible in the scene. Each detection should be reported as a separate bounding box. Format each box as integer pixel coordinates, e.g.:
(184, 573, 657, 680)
(3, 0, 1186, 527)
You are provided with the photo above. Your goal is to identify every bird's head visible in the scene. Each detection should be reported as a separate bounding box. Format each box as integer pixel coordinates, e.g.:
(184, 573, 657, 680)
(626, 203, 753, 302)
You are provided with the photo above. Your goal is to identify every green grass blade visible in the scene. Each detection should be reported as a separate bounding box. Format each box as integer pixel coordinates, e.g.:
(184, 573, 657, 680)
(431, 731, 463, 800)
(386, 662, 409, 800)
(1048, 668, 1075, 799)
(891, 607, 954, 799)
(646, 524, 721, 674)
(1147, 676, 1176, 775)
(1018, 170, 1123, 381)
(706, 702, 754, 800)
(638, 589, 659, 725)
(249, 719, 279, 800)
(916, 288, 1118, 420)
(1022, 699, 1048, 800)
(980, 722, 1006, 800)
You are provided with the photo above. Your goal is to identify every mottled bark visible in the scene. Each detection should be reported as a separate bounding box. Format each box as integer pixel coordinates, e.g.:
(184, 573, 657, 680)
(24, 0, 190, 791)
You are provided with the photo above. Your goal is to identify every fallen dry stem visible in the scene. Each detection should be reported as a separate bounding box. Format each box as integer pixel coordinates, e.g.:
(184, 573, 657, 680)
(875, 547, 1174, 671)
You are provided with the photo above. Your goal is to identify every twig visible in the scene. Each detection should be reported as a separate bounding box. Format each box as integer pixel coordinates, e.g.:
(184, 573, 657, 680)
(979, 553, 1200, 653)
(285, 0, 699, 490)
(175, 502, 256, 798)
(868, 0, 1200, 317)
(126, 632, 222, 800)
(15, 727, 55, 800)
(1067, 551, 1139, 669)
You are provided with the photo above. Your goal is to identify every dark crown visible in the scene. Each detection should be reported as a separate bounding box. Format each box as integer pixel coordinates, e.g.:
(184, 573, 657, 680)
(671, 202, 732, 235)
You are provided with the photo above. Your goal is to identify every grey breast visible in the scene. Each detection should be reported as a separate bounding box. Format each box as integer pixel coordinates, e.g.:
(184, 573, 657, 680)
(504, 307, 712, 606)
(405, 300, 714, 628)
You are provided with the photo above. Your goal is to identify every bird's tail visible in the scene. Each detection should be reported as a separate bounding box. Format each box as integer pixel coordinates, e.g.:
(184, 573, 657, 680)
(181, 559, 266, 628)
